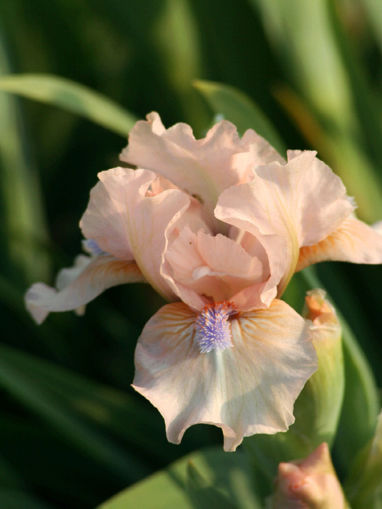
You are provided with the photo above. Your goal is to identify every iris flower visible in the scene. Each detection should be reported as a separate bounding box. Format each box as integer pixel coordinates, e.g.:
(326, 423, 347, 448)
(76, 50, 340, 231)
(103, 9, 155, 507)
(26, 113, 382, 451)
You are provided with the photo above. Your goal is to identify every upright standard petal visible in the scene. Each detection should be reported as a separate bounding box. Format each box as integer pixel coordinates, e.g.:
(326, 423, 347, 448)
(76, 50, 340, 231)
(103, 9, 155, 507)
(216, 151, 354, 292)
(25, 255, 144, 324)
(79, 176, 134, 261)
(297, 216, 382, 271)
(215, 189, 289, 303)
(133, 300, 317, 451)
(81, 167, 195, 300)
(120, 112, 282, 229)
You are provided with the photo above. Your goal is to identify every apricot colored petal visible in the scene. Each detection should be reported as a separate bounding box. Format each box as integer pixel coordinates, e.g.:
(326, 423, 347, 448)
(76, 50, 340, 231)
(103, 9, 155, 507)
(231, 128, 284, 176)
(273, 443, 346, 509)
(133, 300, 316, 451)
(80, 173, 133, 260)
(121, 112, 281, 226)
(84, 167, 195, 300)
(254, 151, 354, 245)
(162, 227, 207, 307)
(215, 189, 288, 302)
(197, 231, 263, 278)
(164, 228, 266, 308)
(216, 151, 354, 291)
(297, 216, 382, 271)
(25, 255, 144, 324)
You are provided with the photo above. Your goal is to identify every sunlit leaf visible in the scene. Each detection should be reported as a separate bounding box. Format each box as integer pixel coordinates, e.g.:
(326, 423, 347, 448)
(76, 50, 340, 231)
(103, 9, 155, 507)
(345, 412, 382, 509)
(186, 462, 238, 509)
(193, 79, 284, 153)
(251, 0, 382, 222)
(0, 34, 50, 283)
(0, 73, 137, 136)
(153, 0, 208, 130)
(361, 0, 382, 57)
(98, 447, 261, 509)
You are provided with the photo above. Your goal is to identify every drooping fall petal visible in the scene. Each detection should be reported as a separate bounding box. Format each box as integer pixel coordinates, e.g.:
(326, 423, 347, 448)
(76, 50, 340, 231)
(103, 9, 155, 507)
(132, 299, 316, 452)
(297, 216, 382, 271)
(25, 255, 144, 324)
(120, 112, 282, 228)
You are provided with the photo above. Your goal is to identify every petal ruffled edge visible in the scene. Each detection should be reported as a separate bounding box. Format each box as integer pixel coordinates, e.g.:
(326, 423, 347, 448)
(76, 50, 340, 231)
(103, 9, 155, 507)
(120, 112, 284, 230)
(83, 166, 196, 300)
(25, 255, 145, 324)
(132, 299, 317, 451)
(297, 216, 382, 271)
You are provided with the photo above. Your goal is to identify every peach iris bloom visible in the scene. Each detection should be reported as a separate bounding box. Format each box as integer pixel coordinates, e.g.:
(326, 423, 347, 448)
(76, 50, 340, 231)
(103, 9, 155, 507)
(25, 113, 382, 451)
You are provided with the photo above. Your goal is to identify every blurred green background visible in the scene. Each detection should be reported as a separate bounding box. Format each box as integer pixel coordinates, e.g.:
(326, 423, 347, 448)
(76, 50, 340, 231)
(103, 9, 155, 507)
(0, 0, 381, 507)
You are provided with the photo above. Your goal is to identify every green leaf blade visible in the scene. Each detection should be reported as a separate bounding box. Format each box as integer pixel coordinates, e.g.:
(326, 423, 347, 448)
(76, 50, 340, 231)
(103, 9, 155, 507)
(0, 73, 137, 136)
(193, 79, 285, 154)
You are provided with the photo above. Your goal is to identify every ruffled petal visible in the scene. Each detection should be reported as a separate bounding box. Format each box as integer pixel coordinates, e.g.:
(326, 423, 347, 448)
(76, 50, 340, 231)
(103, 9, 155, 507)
(164, 228, 266, 308)
(121, 112, 282, 229)
(249, 150, 353, 246)
(133, 300, 317, 451)
(297, 216, 382, 271)
(216, 151, 354, 292)
(215, 189, 289, 302)
(79, 174, 133, 261)
(82, 167, 195, 300)
(231, 128, 284, 176)
(25, 255, 144, 324)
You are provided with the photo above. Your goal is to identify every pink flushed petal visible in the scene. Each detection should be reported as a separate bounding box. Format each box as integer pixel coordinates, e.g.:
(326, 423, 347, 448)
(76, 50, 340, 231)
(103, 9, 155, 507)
(231, 128, 284, 179)
(197, 231, 264, 279)
(164, 227, 267, 308)
(273, 443, 346, 509)
(216, 151, 355, 292)
(132, 300, 317, 452)
(25, 255, 145, 324)
(120, 112, 282, 230)
(85, 167, 194, 300)
(79, 173, 134, 261)
(297, 216, 382, 271)
(160, 200, 213, 311)
(215, 193, 288, 305)
(254, 151, 354, 246)
(162, 227, 214, 310)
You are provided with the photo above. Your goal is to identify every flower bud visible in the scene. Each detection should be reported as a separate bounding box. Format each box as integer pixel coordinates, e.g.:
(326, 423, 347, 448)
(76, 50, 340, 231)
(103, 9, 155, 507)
(271, 443, 348, 509)
(245, 289, 344, 478)
(295, 288, 344, 446)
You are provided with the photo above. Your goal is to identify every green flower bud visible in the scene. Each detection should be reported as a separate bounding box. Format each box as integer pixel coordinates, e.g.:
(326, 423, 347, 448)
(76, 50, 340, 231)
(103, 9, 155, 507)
(245, 289, 344, 479)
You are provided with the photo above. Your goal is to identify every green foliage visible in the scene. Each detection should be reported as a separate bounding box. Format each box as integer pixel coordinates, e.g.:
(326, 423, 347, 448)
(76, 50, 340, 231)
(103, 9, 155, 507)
(98, 447, 260, 509)
(0, 74, 137, 137)
(345, 412, 382, 508)
(0, 0, 382, 507)
(193, 80, 285, 153)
